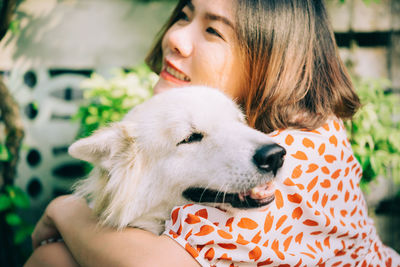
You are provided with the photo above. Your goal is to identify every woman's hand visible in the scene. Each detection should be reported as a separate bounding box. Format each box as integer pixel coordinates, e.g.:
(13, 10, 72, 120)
(29, 195, 200, 267)
(31, 195, 88, 249)
(31, 207, 60, 249)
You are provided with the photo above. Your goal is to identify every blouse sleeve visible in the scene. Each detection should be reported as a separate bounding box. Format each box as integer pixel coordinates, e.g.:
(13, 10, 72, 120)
(163, 119, 400, 267)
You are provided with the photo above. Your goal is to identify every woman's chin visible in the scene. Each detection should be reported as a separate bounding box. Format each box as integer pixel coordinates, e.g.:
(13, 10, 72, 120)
(153, 77, 193, 95)
(153, 86, 168, 95)
(153, 80, 175, 95)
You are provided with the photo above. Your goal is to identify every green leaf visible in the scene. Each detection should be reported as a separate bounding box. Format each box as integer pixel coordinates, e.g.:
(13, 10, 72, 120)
(5, 213, 22, 226)
(14, 225, 35, 244)
(347, 77, 400, 188)
(5, 186, 30, 209)
(75, 63, 154, 140)
(8, 20, 20, 34)
(0, 144, 10, 161)
(0, 194, 12, 211)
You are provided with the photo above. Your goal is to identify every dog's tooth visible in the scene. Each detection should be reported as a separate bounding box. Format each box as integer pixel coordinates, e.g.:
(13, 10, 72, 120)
(251, 187, 260, 195)
(250, 187, 269, 200)
(258, 191, 268, 198)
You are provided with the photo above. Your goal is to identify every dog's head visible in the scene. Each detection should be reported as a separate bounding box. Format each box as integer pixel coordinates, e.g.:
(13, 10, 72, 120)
(69, 86, 286, 228)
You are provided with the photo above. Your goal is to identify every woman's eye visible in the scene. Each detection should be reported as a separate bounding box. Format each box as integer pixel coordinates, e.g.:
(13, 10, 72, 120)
(176, 11, 189, 22)
(206, 27, 223, 39)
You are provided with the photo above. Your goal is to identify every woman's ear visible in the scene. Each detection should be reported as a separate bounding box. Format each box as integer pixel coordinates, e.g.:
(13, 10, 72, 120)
(68, 123, 135, 168)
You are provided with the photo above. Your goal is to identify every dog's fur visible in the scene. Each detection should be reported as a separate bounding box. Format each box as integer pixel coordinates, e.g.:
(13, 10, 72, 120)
(69, 86, 283, 234)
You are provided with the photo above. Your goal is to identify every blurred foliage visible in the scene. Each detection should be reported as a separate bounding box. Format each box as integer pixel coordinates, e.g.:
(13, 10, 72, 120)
(0, 185, 34, 244)
(0, 127, 9, 162)
(1, 128, 33, 245)
(74, 64, 157, 138)
(0, 143, 11, 162)
(345, 78, 400, 191)
(8, 19, 20, 34)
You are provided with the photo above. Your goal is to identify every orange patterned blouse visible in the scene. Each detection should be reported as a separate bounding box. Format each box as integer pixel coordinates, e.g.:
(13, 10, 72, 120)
(163, 118, 400, 266)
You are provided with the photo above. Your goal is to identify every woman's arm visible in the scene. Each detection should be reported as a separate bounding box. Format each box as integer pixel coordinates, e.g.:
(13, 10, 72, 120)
(25, 242, 79, 267)
(29, 195, 200, 267)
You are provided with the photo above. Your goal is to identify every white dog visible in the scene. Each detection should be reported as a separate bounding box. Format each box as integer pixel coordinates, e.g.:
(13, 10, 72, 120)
(69, 86, 286, 234)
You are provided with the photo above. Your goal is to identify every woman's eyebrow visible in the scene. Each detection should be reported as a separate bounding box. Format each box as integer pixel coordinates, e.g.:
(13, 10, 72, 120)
(204, 13, 234, 29)
(186, 0, 234, 30)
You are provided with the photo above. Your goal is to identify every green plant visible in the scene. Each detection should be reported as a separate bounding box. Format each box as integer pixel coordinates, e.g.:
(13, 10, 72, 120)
(1, 128, 33, 245)
(0, 185, 34, 244)
(75, 64, 157, 138)
(0, 143, 10, 161)
(0, 124, 9, 161)
(345, 77, 400, 190)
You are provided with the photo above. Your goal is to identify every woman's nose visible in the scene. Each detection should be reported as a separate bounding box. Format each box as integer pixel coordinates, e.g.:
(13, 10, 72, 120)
(166, 26, 193, 58)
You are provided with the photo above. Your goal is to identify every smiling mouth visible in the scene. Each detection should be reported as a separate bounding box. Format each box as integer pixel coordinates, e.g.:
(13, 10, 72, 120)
(165, 65, 191, 81)
(182, 181, 276, 209)
(161, 61, 191, 84)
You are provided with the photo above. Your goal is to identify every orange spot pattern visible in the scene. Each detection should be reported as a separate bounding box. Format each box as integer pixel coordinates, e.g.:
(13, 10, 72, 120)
(292, 151, 308, 160)
(285, 134, 294, 145)
(306, 164, 319, 173)
(303, 138, 315, 148)
(264, 212, 274, 233)
(287, 193, 303, 204)
(275, 189, 284, 209)
(171, 207, 180, 225)
(291, 165, 303, 179)
(185, 213, 201, 224)
(238, 218, 259, 230)
(292, 207, 303, 220)
(195, 225, 215, 236)
(164, 119, 400, 266)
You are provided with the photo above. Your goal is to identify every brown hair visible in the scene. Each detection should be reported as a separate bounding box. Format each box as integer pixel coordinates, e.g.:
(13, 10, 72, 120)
(145, 0, 360, 133)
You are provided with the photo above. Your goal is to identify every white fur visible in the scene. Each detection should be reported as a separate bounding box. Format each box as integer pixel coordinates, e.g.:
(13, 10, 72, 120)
(69, 86, 280, 234)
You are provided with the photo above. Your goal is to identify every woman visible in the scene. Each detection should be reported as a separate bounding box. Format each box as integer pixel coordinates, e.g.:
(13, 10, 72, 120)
(26, 0, 400, 266)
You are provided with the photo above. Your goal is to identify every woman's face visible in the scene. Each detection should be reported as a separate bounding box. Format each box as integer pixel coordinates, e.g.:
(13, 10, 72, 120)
(152, 0, 244, 99)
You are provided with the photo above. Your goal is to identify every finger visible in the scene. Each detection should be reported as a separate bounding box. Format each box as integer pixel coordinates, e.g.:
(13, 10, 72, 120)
(32, 229, 62, 249)
(31, 216, 44, 249)
(31, 214, 60, 249)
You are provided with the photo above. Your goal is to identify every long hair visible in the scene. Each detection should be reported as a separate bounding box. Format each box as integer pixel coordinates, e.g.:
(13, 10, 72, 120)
(145, 0, 360, 133)
(145, 0, 188, 74)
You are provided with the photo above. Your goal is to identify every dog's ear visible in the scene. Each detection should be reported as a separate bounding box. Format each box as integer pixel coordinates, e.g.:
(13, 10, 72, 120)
(68, 123, 135, 168)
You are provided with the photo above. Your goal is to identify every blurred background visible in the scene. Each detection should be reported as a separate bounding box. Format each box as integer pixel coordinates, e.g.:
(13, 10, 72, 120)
(0, 0, 399, 265)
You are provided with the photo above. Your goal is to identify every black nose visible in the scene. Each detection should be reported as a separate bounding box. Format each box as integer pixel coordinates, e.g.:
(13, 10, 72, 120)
(253, 144, 286, 175)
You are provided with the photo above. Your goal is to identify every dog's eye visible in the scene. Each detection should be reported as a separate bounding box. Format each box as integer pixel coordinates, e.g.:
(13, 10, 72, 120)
(178, 132, 204, 145)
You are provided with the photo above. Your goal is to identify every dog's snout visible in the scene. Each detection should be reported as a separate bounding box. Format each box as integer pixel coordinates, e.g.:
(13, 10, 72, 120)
(253, 144, 286, 175)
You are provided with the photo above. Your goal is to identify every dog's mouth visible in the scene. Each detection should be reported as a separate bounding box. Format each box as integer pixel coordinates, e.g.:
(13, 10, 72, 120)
(182, 181, 276, 209)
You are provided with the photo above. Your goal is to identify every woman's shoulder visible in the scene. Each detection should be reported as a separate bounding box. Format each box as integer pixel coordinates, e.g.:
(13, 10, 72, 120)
(268, 117, 360, 182)
(269, 115, 360, 168)
(268, 117, 352, 155)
